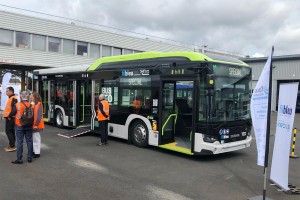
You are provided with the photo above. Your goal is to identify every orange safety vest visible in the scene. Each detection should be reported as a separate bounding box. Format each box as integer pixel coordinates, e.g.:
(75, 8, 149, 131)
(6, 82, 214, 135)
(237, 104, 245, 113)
(132, 99, 142, 114)
(33, 102, 45, 129)
(97, 100, 110, 121)
(15, 101, 32, 127)
(70, 91, 74, 100)
(133, 99, 141, 109)
(2, 95, 18, 117)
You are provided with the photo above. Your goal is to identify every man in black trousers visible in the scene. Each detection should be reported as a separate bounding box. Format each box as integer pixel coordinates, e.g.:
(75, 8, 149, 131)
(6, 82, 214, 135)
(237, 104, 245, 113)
(2, 87, 18, 152)
(97, 94, 110, 146)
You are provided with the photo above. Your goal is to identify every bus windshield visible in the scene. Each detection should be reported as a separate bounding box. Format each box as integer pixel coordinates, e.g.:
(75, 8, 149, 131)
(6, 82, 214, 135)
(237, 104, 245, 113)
(210, 64, 252, 122)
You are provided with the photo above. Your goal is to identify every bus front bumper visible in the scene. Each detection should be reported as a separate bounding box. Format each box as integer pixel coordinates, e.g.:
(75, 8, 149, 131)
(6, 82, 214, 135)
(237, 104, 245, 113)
(194, 134, 252, 155)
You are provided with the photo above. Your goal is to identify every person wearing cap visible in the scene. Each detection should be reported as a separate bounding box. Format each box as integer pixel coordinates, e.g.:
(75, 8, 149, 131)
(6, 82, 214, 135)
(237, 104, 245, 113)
(11, 91, 34, 164)
(2, 86, 18, 152)
(97, 94, 110, 146)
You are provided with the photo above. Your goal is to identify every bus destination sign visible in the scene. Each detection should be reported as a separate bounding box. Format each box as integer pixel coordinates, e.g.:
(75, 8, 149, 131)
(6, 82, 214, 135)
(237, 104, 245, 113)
(213, 64, 250, 77)
(120, 77, 151, 87)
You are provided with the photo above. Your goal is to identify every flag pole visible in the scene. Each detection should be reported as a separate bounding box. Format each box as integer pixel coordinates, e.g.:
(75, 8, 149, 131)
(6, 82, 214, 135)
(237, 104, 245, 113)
(263, 46, 274, 200)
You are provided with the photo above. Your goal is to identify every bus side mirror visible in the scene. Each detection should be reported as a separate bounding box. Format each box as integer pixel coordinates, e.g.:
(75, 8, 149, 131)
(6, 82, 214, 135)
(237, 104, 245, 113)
(206, 74, 214, 89)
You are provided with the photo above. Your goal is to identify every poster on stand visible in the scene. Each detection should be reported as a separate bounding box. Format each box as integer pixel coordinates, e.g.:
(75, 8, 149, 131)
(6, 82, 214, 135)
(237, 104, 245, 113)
(270, 82, 298, 191)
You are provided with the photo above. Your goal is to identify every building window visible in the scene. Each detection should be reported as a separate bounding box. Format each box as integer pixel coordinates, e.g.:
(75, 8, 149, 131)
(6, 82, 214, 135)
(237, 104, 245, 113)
(113, 47, 122, 56)
(63, 39, 75, 54)
(90, 43, 100, 58)
(77, 41, 87, 56)
(0, 29, 13, 47)
(102, 45, 112, 57)
(48, 37, 61, 52)
(32, 34, 46, 51)
(16, 32, 30, 49)
(124, 49, 133, 55)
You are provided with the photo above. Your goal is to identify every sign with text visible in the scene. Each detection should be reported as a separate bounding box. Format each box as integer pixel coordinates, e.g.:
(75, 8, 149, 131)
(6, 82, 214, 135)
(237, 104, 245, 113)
(121, 69, 150, 76)
(270, 82, 298, 191)
(120, 77, 151, 87)
(250, 49, 273, 166)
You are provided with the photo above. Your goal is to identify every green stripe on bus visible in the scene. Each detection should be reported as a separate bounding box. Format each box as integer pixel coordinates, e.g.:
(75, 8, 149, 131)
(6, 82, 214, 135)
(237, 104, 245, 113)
(87, 51, 247, 71)
(159, 143, 193, 155)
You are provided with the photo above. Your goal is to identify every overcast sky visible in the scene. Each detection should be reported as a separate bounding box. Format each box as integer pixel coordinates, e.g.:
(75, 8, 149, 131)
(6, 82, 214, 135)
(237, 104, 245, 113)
(1, 0, 300, 57)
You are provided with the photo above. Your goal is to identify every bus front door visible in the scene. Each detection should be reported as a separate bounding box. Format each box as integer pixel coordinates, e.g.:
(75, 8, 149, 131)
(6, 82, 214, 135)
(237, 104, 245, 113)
(161, 82, 176, 144)
(160, 80, 195, 152)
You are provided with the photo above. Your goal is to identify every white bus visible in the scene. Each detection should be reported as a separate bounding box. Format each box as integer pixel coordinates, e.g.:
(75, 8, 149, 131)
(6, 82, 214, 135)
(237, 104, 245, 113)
(34, 51, 252, 155)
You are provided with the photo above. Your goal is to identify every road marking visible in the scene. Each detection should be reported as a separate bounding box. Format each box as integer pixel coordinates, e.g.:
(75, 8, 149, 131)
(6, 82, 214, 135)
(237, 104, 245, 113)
(225, 175, 234, 180)
(146, 185, 192, 200)
(72, 158, 109, 174)
(41, 143, 50, 149)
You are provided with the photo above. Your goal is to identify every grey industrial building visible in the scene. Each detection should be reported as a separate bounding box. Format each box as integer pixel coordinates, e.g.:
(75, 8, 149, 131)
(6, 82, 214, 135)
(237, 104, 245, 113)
(0, 10, 200, 69)
(1, 10, 300, 112)
(243, 55, 300, 112)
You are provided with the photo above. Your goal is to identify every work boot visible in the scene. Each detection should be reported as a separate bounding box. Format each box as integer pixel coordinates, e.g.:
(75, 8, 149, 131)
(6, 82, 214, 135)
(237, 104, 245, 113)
(4, 147, 16, 152)
(11, 160, 23, 164)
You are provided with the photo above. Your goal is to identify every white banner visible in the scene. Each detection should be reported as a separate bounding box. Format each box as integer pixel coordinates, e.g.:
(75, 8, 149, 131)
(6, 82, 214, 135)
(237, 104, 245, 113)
(270, 82, 298, 191)
(1, 84, 21, 110)
(250, 48, 274, 166)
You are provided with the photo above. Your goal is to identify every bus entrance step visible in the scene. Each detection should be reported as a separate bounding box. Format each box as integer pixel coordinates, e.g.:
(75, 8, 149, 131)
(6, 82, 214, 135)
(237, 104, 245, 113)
(57, 128, 92, 139)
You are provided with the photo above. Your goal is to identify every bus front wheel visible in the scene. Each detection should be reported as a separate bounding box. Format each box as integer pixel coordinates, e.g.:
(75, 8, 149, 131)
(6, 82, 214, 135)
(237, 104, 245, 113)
(130, 120, 148, 148)
(55, 109, 64, 128)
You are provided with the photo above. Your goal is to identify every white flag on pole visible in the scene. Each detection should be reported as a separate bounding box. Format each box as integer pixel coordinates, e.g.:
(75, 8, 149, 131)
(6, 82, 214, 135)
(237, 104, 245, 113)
(250, 49, 274, 166)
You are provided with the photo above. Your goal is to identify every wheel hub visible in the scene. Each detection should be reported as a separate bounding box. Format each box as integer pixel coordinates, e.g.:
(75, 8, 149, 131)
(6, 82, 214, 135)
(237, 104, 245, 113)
(134, 124, 146, 143)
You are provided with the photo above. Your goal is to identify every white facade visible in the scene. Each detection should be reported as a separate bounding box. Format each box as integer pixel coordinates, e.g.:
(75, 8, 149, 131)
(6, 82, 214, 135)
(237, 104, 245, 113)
(0, 10, 195, 68)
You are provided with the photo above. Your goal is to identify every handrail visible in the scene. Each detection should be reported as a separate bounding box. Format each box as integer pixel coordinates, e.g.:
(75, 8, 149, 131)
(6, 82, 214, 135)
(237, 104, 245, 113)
(80, 86, 85, 123)
(162, 114, 177, 136)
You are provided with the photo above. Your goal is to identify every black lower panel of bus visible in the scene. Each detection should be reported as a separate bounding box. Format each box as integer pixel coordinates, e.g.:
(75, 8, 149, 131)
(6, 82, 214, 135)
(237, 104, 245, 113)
(57, 128, 92, 138)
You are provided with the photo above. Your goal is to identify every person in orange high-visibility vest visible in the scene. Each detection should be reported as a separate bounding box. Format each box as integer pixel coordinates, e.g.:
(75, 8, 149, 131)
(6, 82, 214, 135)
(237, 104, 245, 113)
(30, 92, 44, 158)
(97, 94, 110, 146)
(2, 87, 18, 152)
(132, 97, 142, 114)
(11, 91, 33, 164)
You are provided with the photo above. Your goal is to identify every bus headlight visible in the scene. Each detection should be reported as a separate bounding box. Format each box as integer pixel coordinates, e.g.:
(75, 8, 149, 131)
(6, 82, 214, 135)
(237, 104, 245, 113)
(203, 135, 218, 143)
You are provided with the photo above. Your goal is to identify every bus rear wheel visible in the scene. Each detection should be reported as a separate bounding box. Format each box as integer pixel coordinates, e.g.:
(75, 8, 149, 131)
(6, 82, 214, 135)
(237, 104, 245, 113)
(131, 120, 148, 148)
(55, 109, 64, 128)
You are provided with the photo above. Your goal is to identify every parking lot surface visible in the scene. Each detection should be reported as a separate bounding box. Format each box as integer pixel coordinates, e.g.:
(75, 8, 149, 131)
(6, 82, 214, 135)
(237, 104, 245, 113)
(0, 112, 300, 200)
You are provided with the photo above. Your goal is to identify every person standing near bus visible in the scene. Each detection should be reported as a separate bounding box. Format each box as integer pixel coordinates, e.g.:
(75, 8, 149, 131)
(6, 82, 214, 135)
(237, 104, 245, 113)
(97, 94, 110, 146)
(11, 91, 33, 164)
(2, 87, 18, 152)
(132, 96, 142, 114)
(30, 92, 44, 158)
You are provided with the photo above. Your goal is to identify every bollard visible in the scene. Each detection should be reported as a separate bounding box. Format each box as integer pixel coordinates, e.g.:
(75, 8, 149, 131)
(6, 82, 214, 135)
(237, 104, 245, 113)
(290, 128, 299, 158)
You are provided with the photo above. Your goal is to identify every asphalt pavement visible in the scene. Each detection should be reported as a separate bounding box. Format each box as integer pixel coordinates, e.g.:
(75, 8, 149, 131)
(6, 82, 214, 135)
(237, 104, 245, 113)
(0, 112, 300, 200)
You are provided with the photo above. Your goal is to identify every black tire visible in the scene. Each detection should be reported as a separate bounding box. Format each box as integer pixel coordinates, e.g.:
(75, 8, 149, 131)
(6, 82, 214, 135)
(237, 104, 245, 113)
(55, 109, 64, 128)
(130, 120, 148, 148)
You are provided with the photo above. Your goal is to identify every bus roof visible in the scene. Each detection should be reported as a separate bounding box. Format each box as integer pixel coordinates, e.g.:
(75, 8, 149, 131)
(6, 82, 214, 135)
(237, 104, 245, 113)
(87, 51, 248, 71)
(34, 64, 90, 75)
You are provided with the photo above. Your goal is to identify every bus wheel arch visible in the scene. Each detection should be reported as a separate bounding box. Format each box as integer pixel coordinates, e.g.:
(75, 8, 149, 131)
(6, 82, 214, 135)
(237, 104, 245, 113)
(55, 108, 64, 128)
(129, 119, 149, 148)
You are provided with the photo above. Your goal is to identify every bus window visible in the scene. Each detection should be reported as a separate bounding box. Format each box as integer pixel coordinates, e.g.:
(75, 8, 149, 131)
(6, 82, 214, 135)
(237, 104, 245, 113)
(120, 88, 151, 114)
(55, 81, 67, 106)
